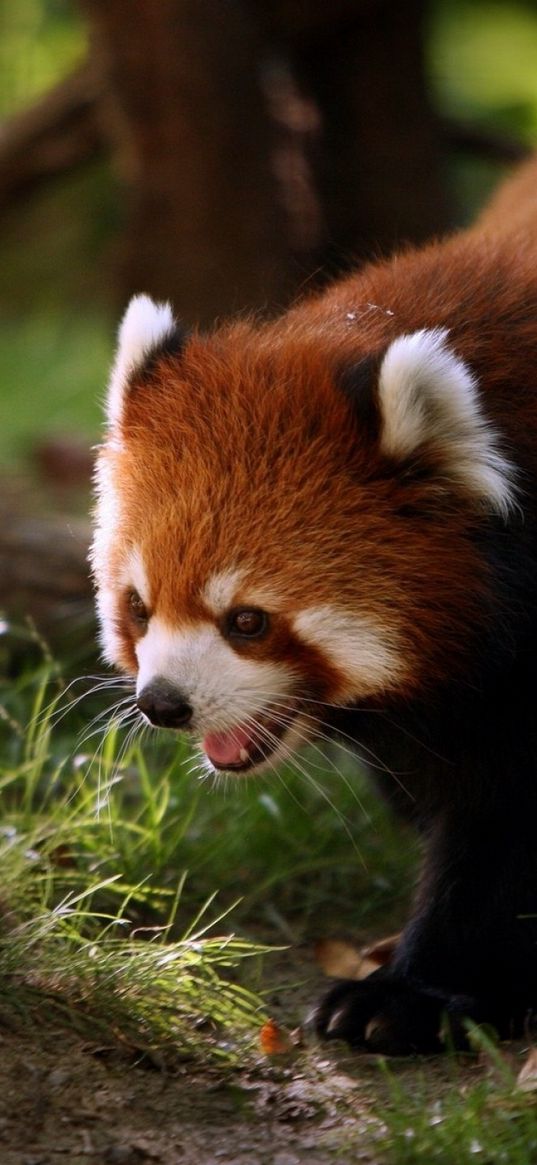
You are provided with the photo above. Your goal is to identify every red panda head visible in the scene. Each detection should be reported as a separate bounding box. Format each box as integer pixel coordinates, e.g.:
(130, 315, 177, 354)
(91, 294, 515, 773)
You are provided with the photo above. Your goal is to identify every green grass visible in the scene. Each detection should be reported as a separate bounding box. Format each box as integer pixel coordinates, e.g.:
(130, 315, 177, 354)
(0, 643, 278, 1065)
(0, 626, 416, 1067)
(2, 646, 537, 1164)
(375, 1034, 537, 1165)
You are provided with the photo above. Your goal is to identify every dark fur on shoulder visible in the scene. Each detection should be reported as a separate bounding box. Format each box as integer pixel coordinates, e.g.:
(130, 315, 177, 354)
(93, 157, 537, 1053)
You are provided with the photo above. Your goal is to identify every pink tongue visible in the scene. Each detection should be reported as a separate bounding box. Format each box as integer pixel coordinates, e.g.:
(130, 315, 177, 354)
(203, 724, 254, 766)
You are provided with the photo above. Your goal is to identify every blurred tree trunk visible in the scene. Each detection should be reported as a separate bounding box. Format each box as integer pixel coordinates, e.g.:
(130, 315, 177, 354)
(0, 0, 526, 334)
(84, 0, 296, 325)
(259, 0, 451, 272)
(82, 0, 450, 322)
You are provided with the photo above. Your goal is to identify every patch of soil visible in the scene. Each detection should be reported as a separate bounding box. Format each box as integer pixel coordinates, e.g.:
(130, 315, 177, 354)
(0, 1021, 390, 1165)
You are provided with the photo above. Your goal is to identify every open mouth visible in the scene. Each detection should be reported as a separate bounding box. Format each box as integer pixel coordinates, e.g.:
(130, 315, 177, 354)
(202, 708, 296, 773)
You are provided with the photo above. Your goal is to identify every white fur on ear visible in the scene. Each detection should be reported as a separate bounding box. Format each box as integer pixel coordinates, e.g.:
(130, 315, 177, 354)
(106, 294, 175, 427)
(378, 328, 516, 517)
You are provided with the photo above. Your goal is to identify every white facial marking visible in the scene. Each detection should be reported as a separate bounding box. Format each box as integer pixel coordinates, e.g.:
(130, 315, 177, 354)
(91, 452, 121, 569)
(120, 546, 151, 608)
(202, 569, 285, 617)
(202, 568, 245, 616)
(135, 617, 296, 732)
(90, 451, 125, 664)
(294, 605, 403, 697)
(379, 328, 515, 517)
(107, 294, 175, 427)
(94, 585, 122, 666)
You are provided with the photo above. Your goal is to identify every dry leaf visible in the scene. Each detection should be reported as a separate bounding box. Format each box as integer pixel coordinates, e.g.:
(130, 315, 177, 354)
(516, 1047, 537, 1092)
(259, 1019, 294, 1056)
(314, 938, 377, 981)
(361, 932, 400, 968)
(314, 933, 401, 980)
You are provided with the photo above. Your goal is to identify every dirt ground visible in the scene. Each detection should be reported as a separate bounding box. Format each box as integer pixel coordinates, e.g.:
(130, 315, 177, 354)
(0, 1021, 392, 1165)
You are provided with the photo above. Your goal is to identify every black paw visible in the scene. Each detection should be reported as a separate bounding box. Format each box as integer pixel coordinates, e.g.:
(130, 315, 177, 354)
(311, 968, 472, 1054)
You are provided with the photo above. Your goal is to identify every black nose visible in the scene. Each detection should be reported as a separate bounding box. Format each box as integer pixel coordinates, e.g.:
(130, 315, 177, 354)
(137, 680, 193, 729)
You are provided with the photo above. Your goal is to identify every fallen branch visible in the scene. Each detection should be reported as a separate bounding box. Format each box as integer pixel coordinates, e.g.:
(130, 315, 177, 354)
(0, 58, 104, 210)
(440, 116, 530, 164)
(0, 477, 94, 654)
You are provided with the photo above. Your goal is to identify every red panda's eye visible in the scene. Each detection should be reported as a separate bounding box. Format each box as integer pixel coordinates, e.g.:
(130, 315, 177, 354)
(127, 589, 149, 627)
(226, 608, 268, 639)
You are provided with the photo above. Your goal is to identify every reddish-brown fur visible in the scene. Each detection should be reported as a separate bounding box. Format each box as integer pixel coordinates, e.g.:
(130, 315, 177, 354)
(106, 164, 537, 696)
(108, 339, 489, 696)
(95, 156, 537, 1052)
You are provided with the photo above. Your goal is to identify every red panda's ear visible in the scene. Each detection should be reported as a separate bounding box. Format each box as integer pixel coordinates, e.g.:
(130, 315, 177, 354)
(106, 294, 186, 428)
(376, 328, 516, 518)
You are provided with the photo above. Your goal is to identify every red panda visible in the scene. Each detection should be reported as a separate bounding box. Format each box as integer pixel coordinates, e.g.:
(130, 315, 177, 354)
(92, 156, 537, 1054)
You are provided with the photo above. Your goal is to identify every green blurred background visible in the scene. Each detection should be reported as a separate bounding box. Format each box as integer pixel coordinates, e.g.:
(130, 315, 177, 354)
(1, 0, 537, 468)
